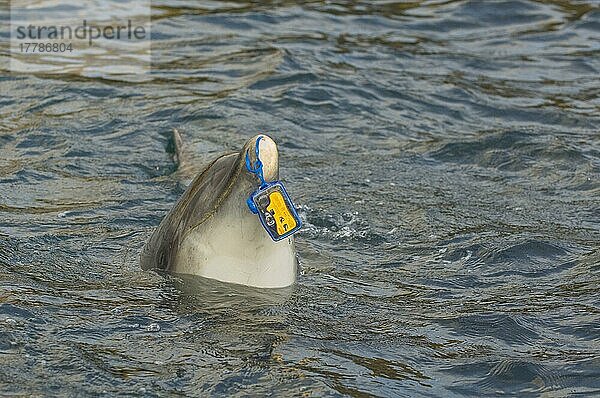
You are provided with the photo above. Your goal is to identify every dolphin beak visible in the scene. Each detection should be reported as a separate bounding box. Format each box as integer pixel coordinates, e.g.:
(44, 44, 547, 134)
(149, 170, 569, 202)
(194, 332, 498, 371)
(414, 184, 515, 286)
(245, 134, 279, 183)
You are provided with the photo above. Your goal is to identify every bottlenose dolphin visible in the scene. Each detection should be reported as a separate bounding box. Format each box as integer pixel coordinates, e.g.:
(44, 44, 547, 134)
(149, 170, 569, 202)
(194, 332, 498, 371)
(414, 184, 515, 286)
(141, 134, 299, 288)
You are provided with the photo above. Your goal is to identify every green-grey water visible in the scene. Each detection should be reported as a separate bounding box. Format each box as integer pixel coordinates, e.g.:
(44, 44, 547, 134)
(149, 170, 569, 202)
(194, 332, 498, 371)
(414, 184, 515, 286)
(1, 0, 599, 396)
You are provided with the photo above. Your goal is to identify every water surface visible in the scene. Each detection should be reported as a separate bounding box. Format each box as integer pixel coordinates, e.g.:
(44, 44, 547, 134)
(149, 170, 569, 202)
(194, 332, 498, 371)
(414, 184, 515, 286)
(1, 0, 599, 396)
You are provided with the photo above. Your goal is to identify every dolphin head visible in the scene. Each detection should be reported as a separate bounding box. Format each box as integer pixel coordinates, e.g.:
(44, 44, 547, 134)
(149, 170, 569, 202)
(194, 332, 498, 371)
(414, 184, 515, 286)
(141, 132, 297, 288)
(241, 134, 280, 186)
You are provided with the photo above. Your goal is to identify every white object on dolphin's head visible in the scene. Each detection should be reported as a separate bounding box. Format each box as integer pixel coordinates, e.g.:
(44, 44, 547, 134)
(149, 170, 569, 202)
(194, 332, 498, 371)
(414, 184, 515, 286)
(140, 134, 298, 288)
(250, 134, 279, 183)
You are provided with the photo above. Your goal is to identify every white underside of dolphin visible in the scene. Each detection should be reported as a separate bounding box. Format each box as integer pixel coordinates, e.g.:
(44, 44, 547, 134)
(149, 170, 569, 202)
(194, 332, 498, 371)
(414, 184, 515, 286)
(175, 193, 297, 288)
(141, 134, 298, 288)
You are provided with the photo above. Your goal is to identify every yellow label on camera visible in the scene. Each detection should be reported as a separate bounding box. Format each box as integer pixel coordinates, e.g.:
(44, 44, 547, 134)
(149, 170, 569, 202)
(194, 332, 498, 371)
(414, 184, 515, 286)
(266, 191, 297, 235)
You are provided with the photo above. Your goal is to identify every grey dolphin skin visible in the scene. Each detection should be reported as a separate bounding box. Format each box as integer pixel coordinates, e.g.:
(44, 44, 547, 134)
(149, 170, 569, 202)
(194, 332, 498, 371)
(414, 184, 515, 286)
(141, 134, 298, 288)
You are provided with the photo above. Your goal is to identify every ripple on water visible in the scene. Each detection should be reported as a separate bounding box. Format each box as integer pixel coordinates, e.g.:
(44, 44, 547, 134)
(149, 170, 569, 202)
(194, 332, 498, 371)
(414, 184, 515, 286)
(436, 312, 541, 347)
(428, 129, 598, 173)
(448, 358, 575, 396)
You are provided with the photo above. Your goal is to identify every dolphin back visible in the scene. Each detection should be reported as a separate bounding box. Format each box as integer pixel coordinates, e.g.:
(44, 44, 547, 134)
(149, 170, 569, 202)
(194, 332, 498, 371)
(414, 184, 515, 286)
(140, 152, 240, 271)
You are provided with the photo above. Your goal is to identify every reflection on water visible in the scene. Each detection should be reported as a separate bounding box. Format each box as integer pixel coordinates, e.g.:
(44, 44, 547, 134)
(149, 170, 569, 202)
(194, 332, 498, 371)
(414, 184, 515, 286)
(1, 0, 599, 396)
(7, 0, 151, 79)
